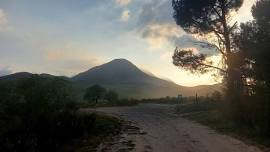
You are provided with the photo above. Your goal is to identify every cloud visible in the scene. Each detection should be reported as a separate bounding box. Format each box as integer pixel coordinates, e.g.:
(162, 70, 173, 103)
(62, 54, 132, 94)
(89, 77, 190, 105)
(136, 0, 184, 49)
(46, 49, 65, 61)
(51, 58, 101, 76)
(116, 0, 132, 6)
(137, 0, 173, 27)
(135, 0, 217, 63)
(0, 9, 8, 30)
(0, 67, 12, 77)
(160, 51, 172, 60)
(142, 23, 182, 49)
(44, 46, 103, 76)
(121, 9, 130, 22)
(0, 9, 7, 25)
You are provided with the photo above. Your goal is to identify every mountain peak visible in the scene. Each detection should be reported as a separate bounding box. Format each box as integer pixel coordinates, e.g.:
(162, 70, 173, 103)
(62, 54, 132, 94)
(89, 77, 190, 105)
(96, 58, 140, 73)
(108, 58, 133, 66)
(111, 58, 130, 62)
(72, 58, 146, 82)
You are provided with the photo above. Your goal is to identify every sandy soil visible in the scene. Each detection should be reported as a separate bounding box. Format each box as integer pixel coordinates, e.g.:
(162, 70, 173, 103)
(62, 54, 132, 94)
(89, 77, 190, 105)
(96, 104, 263, 152)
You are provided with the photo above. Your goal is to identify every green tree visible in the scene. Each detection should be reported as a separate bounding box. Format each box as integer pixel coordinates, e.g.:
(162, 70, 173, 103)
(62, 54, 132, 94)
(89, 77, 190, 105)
(235, 0, 270, 92)
(105, 91, 119, 102)
(172, 0, 244, 93)
(235, 0, 270, 133)
(84, 85, 106, 104)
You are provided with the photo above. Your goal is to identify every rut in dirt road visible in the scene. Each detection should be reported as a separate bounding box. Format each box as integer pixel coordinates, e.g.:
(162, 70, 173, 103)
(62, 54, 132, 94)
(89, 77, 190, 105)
(97, 104, 262, 152)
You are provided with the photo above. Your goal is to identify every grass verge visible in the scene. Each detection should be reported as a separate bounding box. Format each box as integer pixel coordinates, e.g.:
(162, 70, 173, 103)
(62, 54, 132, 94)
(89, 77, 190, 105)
(176, 102, 270, 149)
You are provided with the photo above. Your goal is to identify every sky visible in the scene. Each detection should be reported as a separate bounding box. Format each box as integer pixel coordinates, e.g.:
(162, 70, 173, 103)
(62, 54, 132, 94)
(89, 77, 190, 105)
(0, 0, 256, 86)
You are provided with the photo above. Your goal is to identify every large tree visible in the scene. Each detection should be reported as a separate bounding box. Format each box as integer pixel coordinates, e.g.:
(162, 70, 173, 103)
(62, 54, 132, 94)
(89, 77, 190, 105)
(234, 0, 270, 132)
(235, 0, 270, 95)
(172, 0, 244, 92)
(235, 0, 270, 89)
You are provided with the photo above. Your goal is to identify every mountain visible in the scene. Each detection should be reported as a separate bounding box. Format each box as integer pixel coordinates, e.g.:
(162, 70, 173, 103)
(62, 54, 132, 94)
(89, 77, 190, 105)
(72, 59, 222, 98)
(0, 59, 222, 99)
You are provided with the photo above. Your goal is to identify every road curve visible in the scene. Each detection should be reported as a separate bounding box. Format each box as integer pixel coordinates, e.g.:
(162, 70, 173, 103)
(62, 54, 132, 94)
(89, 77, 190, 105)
(97, 104, 262, 152)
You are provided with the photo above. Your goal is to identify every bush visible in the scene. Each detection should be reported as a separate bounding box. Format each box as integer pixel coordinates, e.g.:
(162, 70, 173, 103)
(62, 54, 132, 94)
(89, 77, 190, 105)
(0, 75, 121, 151)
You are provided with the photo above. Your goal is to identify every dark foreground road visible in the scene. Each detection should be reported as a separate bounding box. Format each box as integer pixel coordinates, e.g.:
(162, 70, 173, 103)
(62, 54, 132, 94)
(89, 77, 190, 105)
(96, 104, 262, 152)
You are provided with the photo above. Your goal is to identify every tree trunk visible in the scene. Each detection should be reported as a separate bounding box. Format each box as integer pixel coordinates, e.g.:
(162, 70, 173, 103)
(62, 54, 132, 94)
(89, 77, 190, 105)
(220, 1, 242, 95)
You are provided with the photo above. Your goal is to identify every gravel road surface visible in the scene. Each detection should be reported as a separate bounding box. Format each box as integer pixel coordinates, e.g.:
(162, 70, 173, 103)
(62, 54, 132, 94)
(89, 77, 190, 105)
(96, 104, 262, 152)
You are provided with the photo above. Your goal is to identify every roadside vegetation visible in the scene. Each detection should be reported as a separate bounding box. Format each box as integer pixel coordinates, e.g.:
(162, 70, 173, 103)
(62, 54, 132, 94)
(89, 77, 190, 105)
(176, 94, 270, 147)
(140, 91, 221, 105)
(83, 85, 139, 107)
(140, 97, 180, 104)
(0, 75, 121, 152)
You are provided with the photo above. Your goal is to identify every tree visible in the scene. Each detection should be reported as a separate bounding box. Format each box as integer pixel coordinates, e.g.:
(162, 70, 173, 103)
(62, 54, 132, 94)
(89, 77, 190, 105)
(172, 0, 244, 93)
(249, 0, 270, 90)
(84, 85, 106, 104)
(235, 0, 270, 92)
(105, 91, 119, 102)
(235, 0, 270, 133)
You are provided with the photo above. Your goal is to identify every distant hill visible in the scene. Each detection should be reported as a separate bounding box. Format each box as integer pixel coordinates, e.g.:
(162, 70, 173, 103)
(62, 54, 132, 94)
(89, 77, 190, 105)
(0, 72, 70, 88)
(71, 59, 222, 98)
(0, 72, 33, 82)
(0, 59, 222, 99)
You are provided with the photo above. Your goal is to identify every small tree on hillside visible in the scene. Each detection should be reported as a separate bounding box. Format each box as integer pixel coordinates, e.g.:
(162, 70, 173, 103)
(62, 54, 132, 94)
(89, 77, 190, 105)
(84, 85, 106, 104)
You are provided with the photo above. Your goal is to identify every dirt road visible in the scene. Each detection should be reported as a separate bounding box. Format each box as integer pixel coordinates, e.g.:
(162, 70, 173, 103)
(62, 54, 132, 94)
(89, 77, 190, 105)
(97, 104, 262, 152)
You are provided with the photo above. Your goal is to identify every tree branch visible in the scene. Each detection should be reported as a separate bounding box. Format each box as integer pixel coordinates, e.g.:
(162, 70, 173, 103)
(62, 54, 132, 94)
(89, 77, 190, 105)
(229, 21, 238, 33)
(212, 28, 225, 42)
(225, 0, 234, 8)
(200, 62, 227, 73)
(192, 40, 226, 56)
(211, 6, 222, 19)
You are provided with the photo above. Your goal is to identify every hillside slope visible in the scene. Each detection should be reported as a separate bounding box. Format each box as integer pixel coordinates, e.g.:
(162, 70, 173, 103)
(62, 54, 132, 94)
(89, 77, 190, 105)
(72, 59, 221, 98)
